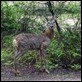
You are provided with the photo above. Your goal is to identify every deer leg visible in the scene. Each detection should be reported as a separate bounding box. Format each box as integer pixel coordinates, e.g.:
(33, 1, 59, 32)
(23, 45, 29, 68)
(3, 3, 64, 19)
(36, 51, 40, 63)
(40, 49, 50, 73)
(40, 49, 48, 73)
(40, 42, 50, 73)
(14, 50, 26, 76)
(40, 41, 48, 68)
(14, 51, 22, 76)
(40, 49, 46, 67)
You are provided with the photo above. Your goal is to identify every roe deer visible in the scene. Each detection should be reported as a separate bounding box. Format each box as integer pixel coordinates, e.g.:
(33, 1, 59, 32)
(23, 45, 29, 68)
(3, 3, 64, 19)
(13, 16, 55, 75)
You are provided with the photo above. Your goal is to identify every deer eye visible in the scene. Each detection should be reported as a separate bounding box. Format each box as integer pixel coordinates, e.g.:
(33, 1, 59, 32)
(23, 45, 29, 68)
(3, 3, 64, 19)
(53, 21, 55, 23)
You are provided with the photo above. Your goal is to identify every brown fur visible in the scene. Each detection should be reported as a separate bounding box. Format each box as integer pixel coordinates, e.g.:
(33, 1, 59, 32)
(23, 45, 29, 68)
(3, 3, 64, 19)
(43, 28, 54, 39)
(13, 17, 55, 75)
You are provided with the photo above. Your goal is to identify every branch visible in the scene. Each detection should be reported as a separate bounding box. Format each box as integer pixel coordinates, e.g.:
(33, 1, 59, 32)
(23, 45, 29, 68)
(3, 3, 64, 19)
(47, 1, 54, 16)
(47, 1, 62, 35)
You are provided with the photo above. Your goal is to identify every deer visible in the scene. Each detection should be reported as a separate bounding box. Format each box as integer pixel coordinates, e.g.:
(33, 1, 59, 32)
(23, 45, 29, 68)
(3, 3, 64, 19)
(13, 16, 55, 76)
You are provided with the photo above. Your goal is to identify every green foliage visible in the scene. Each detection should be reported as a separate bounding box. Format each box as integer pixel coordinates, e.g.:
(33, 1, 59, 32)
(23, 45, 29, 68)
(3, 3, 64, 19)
(1, 2, 20, 33)
(64, 2, 81, 14)
(1, 49, 13, 66)
(2, 35, 13, 48)
(46, 59, 58, 70)
(70, 64, 81, 70)
(20, 51, 36, 64)
(46, 27, 81, 70)
(35, 62, 42, 69)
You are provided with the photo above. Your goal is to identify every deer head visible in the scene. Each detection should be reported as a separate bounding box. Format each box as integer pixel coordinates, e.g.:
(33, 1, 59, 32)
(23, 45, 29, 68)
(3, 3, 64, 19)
(43, 16, 55, 39)
(45, 16, 55, 30)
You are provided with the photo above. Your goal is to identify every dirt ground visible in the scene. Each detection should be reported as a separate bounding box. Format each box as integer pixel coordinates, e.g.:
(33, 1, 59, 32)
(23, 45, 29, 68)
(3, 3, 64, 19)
(1, 65, 81, 81)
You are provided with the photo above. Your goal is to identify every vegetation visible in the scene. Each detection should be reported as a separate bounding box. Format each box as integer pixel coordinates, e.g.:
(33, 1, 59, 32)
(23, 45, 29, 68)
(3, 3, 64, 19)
(1, 1, 81, 71)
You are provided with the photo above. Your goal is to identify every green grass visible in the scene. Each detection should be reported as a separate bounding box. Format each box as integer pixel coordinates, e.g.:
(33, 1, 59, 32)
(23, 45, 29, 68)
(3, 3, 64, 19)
(70, 64, 81, 70)
(2, 35, 14, 48)
(1, 49, 13, 66)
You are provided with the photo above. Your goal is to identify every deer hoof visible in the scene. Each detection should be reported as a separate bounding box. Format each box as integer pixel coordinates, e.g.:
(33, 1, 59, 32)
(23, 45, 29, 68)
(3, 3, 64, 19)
(13, 70, 21, 76)
(45, 69, 50, 74)
(40, 68, 50, 73)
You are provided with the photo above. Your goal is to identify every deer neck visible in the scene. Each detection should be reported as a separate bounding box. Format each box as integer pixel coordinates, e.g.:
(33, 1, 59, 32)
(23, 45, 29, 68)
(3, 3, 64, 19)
(43, 28, 54, 40)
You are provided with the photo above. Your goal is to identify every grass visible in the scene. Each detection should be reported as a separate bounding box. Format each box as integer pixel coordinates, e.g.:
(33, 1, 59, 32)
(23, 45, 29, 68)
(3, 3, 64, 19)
(1, 49, 13, 66)
(2, 35, 14, 48)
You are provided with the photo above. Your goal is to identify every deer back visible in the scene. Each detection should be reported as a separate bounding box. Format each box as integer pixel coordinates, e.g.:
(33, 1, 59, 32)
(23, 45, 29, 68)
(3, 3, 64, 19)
(13, 33, 50, 51)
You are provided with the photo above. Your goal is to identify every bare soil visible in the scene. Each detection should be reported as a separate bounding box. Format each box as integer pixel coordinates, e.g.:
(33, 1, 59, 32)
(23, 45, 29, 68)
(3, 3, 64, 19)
(1, 65, 81, 81)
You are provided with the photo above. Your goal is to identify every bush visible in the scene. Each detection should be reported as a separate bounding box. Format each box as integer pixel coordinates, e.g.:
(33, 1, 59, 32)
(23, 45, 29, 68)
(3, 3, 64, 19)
(1, 49, 13, 66)
(46, 27, 81, 70)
